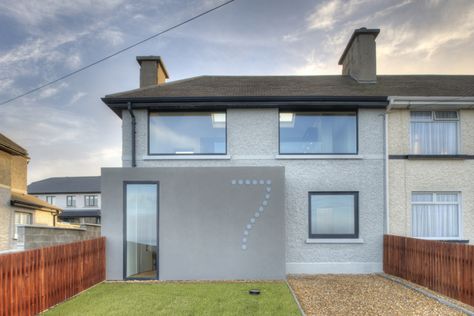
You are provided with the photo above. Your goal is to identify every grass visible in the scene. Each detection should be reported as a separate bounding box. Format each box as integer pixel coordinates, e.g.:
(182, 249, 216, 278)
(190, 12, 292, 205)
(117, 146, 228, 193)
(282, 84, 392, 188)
(43, 281, 301, 316)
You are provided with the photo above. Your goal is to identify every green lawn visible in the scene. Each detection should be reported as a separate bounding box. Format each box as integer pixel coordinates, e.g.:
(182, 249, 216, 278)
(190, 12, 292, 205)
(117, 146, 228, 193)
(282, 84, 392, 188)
(43, 281, 301, 316)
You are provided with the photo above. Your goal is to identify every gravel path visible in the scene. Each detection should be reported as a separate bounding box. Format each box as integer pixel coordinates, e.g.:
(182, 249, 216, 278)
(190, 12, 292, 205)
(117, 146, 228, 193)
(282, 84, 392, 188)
(288, 274, 467, 316)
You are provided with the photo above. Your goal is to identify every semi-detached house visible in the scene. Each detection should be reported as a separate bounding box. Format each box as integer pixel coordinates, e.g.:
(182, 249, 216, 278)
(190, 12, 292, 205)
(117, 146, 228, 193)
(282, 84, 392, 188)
(100, 28, 474, 280)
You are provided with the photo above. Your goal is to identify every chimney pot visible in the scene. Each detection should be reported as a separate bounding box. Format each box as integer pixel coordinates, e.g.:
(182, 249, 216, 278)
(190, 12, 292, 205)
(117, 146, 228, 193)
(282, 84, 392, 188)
(136, 56, 169, 87)
(338, 28, 380, 83)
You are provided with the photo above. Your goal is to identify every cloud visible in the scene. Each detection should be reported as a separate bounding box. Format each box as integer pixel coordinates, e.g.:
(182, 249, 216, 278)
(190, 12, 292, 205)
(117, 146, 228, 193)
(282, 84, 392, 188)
(99, 28, 125, 46)
(306, 0, 341, 30)
(0, 0, 124, 26)
(69, 92, 87, 105)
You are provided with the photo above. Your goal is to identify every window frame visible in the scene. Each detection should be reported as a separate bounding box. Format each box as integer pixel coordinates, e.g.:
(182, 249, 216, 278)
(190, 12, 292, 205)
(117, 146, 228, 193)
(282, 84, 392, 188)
(278, 110, 359, 155)
(123, 181, 160, 281)
(147, 110, 228, 156)
(409, 110, 460, 155)
(66, 195, 76, 208)
(13, 211, 33, 240)
(84, 195, 98, 207)
(411, 191, 463, 240)
(45, 196, 55, 205)
(308, 191, 359, 239)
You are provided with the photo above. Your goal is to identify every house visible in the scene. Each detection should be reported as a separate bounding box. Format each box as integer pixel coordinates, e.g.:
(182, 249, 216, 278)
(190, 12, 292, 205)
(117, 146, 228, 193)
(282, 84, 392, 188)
(0, 133, 61, 251)
(100, 27, 474, 281)
(28, 176, 101, 224)
(387, 97, 474, 242)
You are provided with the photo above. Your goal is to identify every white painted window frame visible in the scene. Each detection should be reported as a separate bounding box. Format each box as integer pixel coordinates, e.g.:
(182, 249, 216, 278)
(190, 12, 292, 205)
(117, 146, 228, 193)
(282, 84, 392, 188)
(409, 110, 460, 155)
(411, 191, 463, 240)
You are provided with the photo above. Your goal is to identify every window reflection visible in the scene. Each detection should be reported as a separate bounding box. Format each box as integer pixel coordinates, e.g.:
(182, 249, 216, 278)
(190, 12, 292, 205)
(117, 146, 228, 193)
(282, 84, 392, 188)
(149, 112, 226, 154)
(279, 112, 357, 154)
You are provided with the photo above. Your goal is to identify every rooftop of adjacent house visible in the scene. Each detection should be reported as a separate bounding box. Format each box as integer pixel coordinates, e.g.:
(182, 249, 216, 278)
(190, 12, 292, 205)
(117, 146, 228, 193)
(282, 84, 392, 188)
(104, 75, 474, 99)
(0, 132, 29, 157)
(11, 191, 62, 212)
(28, 176, 101, 195)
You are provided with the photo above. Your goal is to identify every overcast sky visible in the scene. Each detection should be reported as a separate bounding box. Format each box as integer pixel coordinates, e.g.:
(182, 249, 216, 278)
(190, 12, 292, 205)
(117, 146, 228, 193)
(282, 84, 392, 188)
(1, 0, 474, 184)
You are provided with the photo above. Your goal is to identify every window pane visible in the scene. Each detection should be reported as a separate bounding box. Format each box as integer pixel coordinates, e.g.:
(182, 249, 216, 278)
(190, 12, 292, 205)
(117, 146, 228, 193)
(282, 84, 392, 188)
(126, 184, 158, 279)
(310, 194, 356, 236)
(14, 212, 32, 239)
(412, 193, 433, 202)
(434, 111, 458, 120)
(411, 111, 432, 121)
(412, 192, 460, 238)
(412, 204, 459, 238)
(435, 193, 458, 203)
(280, 112, 357, 154)
(410, 111, 458, 155)
(149, 112, 226, 154)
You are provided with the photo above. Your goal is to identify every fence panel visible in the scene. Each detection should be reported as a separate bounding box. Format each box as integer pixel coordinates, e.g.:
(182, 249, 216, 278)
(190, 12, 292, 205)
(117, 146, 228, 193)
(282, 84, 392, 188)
(384, 234, 474, 306)
(0, 237, 105, 316)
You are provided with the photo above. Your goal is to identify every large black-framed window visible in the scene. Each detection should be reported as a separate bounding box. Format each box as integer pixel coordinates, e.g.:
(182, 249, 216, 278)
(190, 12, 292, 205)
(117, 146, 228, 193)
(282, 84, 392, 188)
(308, 192, 359, 239)
(148, 111, 227, 155)
(279, 112, 358, 154)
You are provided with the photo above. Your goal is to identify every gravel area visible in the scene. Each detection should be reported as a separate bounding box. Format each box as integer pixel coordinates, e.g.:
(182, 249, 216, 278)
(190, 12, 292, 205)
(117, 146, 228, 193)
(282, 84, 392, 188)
(288, 274, 466, 316)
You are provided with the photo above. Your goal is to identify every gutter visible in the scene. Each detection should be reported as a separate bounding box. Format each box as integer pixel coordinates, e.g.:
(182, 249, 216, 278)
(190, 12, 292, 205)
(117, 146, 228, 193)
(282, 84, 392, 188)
(384, 97, 396, 234)
(128, 102, 137, 168)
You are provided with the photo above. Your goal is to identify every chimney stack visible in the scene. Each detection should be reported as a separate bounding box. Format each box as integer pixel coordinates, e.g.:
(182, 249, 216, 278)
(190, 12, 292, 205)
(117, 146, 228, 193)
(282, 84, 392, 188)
(338, 28, 379, 83)
(136, 56, 169, 87)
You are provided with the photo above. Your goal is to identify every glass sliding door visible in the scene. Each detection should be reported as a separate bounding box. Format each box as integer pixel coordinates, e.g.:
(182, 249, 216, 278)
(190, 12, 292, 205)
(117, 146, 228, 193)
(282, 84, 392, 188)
(124, 182, 159, 280)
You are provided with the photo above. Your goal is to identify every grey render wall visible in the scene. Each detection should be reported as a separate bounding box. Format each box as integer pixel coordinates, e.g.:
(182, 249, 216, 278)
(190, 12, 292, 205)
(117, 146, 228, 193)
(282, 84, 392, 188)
(101, 166, 285, 280)
(120, 108, 385, 273)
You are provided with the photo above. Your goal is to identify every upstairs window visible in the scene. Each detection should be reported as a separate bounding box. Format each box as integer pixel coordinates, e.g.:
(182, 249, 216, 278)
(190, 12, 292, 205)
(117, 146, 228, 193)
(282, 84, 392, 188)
(84, 195, 98, 207)
(279, 112, 357, 154)
(412, 192, 461, 239)
(45, 196, 55, 205)
(149, 112, 226, 155)
(66, 195, 76, 207)
(410, 111, 458, 155)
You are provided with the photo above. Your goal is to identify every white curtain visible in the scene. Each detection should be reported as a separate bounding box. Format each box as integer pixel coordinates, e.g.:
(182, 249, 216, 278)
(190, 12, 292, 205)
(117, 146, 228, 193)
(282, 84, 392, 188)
(411, 112, 458, 155)
(412, 193, 459, 238)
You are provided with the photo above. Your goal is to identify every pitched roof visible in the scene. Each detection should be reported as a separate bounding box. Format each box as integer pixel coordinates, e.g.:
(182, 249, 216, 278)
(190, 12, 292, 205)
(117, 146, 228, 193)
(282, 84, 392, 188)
(11, 192, 62, 212)
(0, 133, 28, 157)
(28, 176, 101, 194)
(104, 75, 474, 99)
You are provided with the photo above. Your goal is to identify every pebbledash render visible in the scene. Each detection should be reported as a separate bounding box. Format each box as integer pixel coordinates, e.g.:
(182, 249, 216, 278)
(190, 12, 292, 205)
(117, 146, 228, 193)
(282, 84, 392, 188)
(100, 27, 474, 280)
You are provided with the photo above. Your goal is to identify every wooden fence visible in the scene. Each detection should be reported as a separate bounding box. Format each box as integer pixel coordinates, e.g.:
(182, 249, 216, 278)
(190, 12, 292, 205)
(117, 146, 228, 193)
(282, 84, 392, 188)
(0, 237, 106, 316)
(384, 234, 474, 306)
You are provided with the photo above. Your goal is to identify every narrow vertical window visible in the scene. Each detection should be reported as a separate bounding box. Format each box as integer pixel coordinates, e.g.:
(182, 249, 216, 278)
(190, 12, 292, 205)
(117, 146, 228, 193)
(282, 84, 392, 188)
(125, 183, 158, 279)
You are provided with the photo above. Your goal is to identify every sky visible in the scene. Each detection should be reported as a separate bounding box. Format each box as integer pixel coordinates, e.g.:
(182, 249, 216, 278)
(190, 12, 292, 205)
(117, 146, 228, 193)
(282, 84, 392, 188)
(0, 0, 473, 184)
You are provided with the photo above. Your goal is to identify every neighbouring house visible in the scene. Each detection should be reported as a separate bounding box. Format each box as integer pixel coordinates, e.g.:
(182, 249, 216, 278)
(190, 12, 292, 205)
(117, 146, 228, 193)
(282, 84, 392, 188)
(28, 176, 101, 224)
(0, 133, 61, 251)
(387, 99, 474, 243)
(100, 27, 474, 281)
